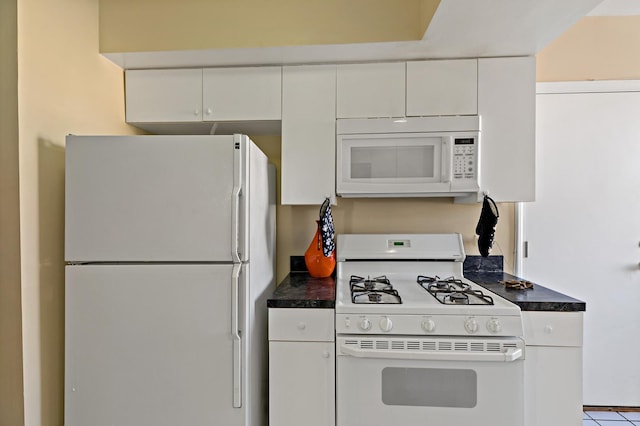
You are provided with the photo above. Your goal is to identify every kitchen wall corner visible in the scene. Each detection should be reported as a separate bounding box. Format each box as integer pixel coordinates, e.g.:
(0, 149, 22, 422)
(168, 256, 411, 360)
(17, 0, 140, 423)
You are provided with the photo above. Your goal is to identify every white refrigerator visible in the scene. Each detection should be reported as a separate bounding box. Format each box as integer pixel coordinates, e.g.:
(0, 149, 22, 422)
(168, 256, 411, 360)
(64, 134, 275, 426)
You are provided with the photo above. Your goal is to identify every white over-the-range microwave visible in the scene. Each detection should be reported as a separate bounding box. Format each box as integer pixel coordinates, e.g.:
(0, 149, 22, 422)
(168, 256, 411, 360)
(336, 116, 480, 198)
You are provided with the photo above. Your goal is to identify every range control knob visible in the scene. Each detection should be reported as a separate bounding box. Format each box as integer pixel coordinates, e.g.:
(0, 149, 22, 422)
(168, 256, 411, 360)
(487, 318, 502, 334)
(359, 317, 372, 331)
(379, 316, 393, 332)
(421, 318, 436, 333)
(464, 318, 479, 334)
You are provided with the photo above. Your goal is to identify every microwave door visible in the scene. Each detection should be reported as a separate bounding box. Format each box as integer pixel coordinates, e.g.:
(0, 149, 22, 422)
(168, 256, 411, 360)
(336, 133, 455, 197)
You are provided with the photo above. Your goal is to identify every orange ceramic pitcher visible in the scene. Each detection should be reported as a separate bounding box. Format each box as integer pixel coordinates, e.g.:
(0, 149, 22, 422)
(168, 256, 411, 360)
(304, 221, 336, 278)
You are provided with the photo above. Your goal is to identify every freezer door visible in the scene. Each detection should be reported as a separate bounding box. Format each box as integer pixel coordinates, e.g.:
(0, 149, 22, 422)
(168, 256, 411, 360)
(65, 135, 249, 262)
(65, 264, 248, 426)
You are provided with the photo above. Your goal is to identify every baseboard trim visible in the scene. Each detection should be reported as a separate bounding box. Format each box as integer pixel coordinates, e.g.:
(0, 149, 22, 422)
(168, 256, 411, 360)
(584, 406, 640, 412)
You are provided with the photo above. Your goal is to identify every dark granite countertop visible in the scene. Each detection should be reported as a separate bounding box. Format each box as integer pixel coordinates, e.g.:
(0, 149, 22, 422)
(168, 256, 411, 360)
(268, 256, 585, 312)
(267, 272, 335, 309)
(464, 255, 585, 312)
(465, 271, 585, 312)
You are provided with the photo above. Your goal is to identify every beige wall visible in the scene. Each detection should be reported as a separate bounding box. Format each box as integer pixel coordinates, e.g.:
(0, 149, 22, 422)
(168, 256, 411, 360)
(17, 0, 138, 424)
(98, 0, 438, 52)
(251, 136, 513, 284)
(276, 200, 514, 284)
(0, 0, 25, 425)
(537, 16, 640, 81)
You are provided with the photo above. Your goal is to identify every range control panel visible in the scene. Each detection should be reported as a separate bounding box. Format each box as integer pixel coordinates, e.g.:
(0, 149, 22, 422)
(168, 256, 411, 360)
(453, 137, 477, 180)
(336, 313, 524, 337)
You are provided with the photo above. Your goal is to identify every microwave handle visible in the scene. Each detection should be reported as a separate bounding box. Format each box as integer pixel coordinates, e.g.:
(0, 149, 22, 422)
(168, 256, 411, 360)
(441, 137, 453, 183)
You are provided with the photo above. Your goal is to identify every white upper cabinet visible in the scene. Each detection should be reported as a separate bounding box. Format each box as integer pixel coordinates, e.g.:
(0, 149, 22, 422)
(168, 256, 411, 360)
(124, 57, 534, 202)
(406, 59, 478, 116)
(125, 67, 281, 128)
(281, 65, 337, 205)
(476, 56, 535, 202)
(126, 68, 203, 123)
(202, 66, 282, 121)
(336, 62, 405, 119)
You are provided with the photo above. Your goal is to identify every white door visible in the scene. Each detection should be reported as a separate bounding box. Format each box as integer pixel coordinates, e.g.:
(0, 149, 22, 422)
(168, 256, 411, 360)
(522, 81, 640, 405)
(65, 264, 246, 426)
(65, 135, 244, 262)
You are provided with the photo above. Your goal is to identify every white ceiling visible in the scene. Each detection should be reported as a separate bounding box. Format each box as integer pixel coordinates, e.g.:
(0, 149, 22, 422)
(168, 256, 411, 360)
(589, 0, 640, 15)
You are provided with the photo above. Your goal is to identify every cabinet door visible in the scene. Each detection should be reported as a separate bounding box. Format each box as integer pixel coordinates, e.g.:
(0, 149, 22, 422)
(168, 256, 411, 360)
(269, 341, 335, 426)
(202, 66, 281, 121)
(477, 56, 535, 202)
(524, 346, 583, 426)
(523, 312, 583, 426)
(125, 68, 202, 122)
(281, 65, 336, 205)
(337, 62, 405, 118)
(406, 59, 477, 116)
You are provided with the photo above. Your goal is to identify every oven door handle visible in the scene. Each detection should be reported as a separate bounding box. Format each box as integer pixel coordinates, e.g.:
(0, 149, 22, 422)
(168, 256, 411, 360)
(339, 345, 523, 362)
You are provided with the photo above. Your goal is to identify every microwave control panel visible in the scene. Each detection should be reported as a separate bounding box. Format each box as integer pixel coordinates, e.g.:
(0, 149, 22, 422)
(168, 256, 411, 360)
(453, 138, 476, 180)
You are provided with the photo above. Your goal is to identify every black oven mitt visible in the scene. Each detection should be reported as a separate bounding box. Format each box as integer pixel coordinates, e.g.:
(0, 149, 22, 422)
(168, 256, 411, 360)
(319, 197, 335, 257)
(475, 195, 499, 257)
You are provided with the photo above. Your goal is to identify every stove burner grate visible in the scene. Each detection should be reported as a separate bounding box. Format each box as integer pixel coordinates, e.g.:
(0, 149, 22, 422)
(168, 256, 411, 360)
(417, 275, 494, 305)
(350, 275, 394, 291)
(350, 275, 402, 304)
(446, 292, 469, 305)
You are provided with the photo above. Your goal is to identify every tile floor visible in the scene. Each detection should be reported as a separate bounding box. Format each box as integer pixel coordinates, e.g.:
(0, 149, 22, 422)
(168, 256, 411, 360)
(584, 411, 640, 425)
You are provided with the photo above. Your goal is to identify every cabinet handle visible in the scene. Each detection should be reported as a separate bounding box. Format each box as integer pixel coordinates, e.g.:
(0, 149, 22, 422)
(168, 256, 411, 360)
(206, 108, 213, 115)
(194, 109, 200, 116)
(544, 325, 553, 334)
(322, 351, 330, 359)
(297, 322, 306, 330)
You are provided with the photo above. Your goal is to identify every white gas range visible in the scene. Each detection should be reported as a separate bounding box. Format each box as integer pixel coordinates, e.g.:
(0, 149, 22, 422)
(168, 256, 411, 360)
(335, 234, 525, 426)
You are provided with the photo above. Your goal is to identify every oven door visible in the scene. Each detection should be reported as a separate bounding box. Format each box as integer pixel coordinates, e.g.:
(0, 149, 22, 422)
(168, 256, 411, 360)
(336, 336, 525, 426)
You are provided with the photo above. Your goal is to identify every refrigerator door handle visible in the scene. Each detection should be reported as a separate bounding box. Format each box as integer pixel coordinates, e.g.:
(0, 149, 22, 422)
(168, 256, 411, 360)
(231, 263, 242, 408)
(231, 185, 241, 263)
(231, 136, 243, 263)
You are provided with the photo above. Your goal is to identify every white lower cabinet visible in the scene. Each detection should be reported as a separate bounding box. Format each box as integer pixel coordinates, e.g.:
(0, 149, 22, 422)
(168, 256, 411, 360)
(269, 308, 335, 426)
(523, 311, 583, 426)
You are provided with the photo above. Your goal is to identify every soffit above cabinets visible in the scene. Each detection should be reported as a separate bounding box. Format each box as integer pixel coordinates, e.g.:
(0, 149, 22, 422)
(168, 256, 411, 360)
(422, 0, 604, 57)
(588, 0, 640, 16)
(103, 0, 604, 69)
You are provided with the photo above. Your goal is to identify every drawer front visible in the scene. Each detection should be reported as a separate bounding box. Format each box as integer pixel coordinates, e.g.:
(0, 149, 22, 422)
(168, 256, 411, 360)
(269, 308, 335, 342)
(522, 311, 583, 347)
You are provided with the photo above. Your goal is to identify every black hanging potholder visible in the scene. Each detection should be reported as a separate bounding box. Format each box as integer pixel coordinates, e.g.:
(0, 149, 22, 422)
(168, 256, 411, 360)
(475, 195, 499, 257)
(319, 197, 335, 257)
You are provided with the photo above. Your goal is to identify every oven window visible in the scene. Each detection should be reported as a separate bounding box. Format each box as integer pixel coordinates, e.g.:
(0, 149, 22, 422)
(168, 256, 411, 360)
(381, 367, 477, 408)
(350, 145, 435, 179)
